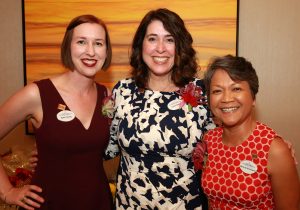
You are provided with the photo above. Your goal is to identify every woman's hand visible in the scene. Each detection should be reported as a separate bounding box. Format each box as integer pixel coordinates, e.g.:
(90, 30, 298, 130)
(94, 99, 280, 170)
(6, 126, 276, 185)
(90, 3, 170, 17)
(28, 148, 38, 172)
(4, 185, 44, 210)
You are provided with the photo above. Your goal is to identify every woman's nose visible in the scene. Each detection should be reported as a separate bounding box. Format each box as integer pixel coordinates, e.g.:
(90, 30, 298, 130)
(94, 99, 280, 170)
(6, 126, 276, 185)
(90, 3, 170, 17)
(156, 40, 166, 53)
(222, 90, 233, 102)
(86, 43, 95, 56)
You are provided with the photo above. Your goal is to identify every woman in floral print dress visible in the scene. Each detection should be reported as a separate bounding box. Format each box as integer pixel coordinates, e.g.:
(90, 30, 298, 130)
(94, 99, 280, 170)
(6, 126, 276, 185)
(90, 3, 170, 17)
(105, 8, 215, 209)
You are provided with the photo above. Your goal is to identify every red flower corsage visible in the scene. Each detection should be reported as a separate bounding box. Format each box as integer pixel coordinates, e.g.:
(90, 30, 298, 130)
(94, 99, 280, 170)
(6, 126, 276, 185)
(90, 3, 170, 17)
(178, 82, 206, 111)
(192, 140, 208, 171)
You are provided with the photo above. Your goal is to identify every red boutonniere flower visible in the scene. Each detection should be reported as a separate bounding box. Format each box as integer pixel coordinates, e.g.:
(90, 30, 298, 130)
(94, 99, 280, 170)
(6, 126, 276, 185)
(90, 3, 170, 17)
(102, 95, 114, 119)
(192, 140, 208, 171)
(178, 82, 206, 112)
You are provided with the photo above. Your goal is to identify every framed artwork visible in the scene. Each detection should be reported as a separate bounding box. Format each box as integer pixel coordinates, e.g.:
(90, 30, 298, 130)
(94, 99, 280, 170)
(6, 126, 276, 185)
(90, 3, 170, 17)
(23, 0, 239, 134)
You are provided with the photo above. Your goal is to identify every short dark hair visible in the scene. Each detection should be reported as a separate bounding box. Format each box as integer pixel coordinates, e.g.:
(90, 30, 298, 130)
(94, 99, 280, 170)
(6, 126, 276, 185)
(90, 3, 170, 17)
(61, 14, 112, 70)
(205, 54, 259, 99)
(130, 8, 198, 89)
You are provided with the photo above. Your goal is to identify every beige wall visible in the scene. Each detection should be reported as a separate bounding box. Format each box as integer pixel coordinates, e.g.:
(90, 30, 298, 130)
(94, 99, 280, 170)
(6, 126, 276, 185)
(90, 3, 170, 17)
(0, 0, 300, 176)
(0, 0, 35, 154)
(239, 0, 300, 173)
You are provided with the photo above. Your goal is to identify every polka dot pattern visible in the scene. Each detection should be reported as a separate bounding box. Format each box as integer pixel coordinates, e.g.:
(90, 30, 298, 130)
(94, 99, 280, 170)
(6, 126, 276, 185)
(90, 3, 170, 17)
(202, 122, 276, 209)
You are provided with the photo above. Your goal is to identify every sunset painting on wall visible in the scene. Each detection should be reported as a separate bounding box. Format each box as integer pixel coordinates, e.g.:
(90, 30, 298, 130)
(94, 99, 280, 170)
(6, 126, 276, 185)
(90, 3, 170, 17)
(23, 0, 238, 133)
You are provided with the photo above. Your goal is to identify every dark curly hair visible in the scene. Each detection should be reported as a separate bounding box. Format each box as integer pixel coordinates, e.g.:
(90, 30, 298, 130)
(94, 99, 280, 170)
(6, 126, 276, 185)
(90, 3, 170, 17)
(61, 14, 112, 71)
(204, 54, 259, 101)
(130, 8, 198, 89)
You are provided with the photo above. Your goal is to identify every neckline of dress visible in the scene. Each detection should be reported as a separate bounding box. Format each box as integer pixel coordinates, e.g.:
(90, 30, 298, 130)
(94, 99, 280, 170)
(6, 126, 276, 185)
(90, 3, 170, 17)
(47, 78, 98, 131)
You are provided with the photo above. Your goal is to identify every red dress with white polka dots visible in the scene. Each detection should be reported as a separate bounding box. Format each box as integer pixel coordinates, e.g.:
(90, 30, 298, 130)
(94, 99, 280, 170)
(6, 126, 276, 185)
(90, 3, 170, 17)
(202, 122, 276, 209)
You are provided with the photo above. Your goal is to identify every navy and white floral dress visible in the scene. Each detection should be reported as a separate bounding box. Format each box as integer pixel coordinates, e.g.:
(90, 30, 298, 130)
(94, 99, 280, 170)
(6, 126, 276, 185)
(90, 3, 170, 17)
(104, 78, 215, 210)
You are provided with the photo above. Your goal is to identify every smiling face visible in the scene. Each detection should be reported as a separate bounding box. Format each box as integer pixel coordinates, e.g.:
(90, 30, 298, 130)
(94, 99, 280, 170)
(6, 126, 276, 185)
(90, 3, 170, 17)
(70, 23, 107, 78)
(142, 20, 175, 79)
(209, 69, 256, 127)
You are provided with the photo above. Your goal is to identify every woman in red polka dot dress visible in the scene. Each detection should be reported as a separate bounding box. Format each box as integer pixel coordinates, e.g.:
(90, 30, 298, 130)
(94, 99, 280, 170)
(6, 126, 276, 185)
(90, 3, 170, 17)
(193, 55, 300, 209)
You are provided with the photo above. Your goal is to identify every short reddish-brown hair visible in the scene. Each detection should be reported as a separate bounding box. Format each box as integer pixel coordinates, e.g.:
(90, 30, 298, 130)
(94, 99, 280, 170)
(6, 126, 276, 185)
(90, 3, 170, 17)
(61, 14, 112, 70)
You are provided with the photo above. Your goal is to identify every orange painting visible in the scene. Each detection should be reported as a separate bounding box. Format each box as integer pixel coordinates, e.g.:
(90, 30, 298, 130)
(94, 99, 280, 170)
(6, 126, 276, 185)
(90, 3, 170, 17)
(24, 0, 238, 89)
(24, 0, 237, 133)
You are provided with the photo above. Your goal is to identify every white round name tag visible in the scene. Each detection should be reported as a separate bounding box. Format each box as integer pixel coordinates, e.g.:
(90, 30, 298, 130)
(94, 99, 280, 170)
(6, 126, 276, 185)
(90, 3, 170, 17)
(168, 99, 182, 110)
(240, 160, 257, 174)
(57, 110, 75, 122)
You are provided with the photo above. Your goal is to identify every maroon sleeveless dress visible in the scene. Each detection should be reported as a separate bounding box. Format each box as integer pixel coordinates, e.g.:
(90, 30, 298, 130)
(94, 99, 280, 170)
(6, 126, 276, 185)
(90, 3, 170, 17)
(30, 79, 113, 210)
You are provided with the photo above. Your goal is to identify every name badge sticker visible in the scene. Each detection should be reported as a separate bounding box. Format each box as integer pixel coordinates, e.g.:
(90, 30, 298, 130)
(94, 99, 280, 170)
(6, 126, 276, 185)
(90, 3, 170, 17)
(168, 99, 182, 110)
(57, 110, 75, 122)
(240, 160, 257, 174)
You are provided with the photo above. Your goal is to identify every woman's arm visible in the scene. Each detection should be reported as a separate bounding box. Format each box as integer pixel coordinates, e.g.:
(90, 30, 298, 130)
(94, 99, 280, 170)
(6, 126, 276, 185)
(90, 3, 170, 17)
(0, 83, 42, 138)
(268, 137, 300, 209)
(0, 83, 44, 209)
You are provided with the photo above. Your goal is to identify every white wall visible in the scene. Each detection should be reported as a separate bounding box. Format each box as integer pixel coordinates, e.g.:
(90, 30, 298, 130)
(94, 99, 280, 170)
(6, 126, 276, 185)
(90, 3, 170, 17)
(0, 0, 300, 174)
(239, 0, 300, 173)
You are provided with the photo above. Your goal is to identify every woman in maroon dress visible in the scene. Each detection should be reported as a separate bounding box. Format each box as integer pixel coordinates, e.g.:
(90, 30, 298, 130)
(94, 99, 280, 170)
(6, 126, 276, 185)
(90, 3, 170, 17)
(0, 15, 113, 210)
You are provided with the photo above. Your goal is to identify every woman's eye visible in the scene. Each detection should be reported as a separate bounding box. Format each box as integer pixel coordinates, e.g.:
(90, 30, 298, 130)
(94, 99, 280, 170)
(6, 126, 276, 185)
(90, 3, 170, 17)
(95, 41, 104, 46)
(77, 40, 85, 45)
(211, 89, 221, 94)
(166, 38, 174, 43)
(233, 87, 241, 92)
(148, 37, 156, 42)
